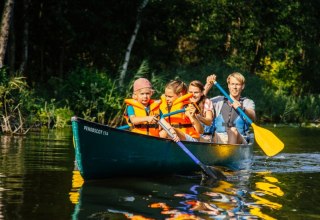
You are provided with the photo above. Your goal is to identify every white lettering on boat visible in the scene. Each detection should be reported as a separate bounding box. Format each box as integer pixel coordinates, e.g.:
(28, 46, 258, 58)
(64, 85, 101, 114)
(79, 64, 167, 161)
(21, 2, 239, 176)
(83, 126, 108, 136)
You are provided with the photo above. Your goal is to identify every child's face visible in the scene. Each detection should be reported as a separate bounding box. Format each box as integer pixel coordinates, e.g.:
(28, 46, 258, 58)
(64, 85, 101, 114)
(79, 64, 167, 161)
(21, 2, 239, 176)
(188, 85, 203, 103)
(164, 88, 179, 107)
(134, 88, 153, 106)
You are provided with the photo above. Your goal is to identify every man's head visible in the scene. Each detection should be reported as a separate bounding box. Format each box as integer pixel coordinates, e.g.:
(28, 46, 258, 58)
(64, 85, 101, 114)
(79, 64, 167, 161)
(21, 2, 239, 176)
(227, 72, 245, 99)
(227, 72, 245, 85)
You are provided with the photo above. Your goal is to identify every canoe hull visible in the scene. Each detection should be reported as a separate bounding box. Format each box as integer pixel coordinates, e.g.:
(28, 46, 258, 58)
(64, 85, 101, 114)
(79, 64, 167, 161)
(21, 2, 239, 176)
(71, 117, 253, 180)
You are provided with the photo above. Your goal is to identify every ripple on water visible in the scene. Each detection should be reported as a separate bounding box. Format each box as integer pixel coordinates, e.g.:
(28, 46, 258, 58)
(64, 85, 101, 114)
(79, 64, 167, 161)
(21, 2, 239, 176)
(252, 153, 320, 173)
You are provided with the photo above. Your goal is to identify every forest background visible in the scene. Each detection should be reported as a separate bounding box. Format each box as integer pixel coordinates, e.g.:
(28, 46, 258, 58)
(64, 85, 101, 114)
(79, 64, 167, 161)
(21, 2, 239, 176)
(0, 0, 320, 134)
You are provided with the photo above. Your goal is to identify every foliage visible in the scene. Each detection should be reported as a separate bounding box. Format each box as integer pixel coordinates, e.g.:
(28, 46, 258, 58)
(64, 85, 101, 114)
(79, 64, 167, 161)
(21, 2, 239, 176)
(258, 56, 302, 95)
(0, 69, 35, 133)
(1, 0, 320, 129)
(0, 68, 75, 133)
(51, 68, 124, 125)
(36, 99, 56, 128)
(125, 60, 167, 97)
(54, 107, 74, 129)
(2, 0, 319, 95)
(281, 94, 320, 124)
(254, 86, 320, 124)
(36, 99, 74, 129)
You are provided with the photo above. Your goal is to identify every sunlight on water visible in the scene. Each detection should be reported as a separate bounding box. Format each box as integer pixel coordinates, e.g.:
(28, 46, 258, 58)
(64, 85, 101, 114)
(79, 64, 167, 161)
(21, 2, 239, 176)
(253, 153, 320, 173)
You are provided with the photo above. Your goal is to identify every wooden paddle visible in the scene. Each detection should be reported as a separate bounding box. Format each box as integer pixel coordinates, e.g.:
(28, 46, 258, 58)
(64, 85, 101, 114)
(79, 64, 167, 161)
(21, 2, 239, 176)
(117, 109, 186, 130)
(157, 118, 226, 181)
(214, 81, 284, 157)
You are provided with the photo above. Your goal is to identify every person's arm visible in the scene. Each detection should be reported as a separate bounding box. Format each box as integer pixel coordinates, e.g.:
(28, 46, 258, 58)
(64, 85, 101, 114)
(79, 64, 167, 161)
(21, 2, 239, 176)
(185, 104, 204, 134)
(231, 99, 256, 121)
(196, 111, 213, 126)
(158, 118, 180, 142)
(127, 106, 156, 125)
(243, 108, 255, 121)
(203, 74, 217, 96)
(243, 99, 256, 121)
(196, 98, 214, 126)
(129, 115, 156, 125)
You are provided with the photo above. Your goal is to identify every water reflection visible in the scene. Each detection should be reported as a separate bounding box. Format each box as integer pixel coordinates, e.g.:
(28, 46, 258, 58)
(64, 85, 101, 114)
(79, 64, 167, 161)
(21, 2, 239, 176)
(69, 171, 84, 204)
(0, 135, 26, 219)
(248, 173, 283, 220)
(0, 131, 75, 220)
(69, 170, 287, 219)
(68, 148, 320, 219)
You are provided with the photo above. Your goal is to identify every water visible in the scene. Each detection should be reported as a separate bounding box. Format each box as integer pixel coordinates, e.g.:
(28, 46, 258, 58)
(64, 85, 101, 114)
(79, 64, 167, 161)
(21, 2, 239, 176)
(0, 126, 320, 219)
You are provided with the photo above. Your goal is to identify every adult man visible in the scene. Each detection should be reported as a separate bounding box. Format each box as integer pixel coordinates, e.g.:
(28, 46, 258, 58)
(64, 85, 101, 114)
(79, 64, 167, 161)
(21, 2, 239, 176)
(203, 72, 255, 144)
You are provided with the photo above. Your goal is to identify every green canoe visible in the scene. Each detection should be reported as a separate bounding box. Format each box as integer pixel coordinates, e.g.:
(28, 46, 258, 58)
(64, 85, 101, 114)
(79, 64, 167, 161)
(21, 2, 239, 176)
(71, 116, 254, 180)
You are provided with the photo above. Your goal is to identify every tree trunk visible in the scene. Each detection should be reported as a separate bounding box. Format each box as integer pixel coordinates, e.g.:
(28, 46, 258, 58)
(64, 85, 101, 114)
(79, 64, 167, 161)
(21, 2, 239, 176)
(250, 38, 263, 74)
(0, 0, 15, 68)
(19, 0, 30, 74)
(9, 17, 15, 74)
(225, 32, 231, 53)
(118, 0, 149, 87)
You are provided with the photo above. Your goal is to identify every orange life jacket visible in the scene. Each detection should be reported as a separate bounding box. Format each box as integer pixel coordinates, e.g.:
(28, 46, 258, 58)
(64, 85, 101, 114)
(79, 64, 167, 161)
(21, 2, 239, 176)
(124, 99, 161, 136)
(159, 93, 200, 139)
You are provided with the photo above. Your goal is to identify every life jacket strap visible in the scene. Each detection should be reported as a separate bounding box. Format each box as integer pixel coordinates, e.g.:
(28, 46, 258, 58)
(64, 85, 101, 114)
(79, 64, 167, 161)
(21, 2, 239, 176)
(134, 124, 158, 128)
(171, 123, 193, 128)
(202, 132, 213, 135)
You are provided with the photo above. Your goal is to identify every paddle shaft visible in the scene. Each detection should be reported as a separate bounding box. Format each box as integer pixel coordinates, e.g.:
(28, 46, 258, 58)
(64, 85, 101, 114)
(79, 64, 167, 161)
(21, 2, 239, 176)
(157, 119, 219, 180)
(214, 81, 253, 124)
(157, 120, 200, 164)
(117, 109, 185, 130)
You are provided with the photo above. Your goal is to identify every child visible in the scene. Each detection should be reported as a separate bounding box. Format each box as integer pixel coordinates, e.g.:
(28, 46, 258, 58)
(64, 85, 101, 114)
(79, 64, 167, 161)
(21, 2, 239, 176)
(188, 80, 214, 142)
(124, 78, 161, 136)
(159, 80, 203, 142)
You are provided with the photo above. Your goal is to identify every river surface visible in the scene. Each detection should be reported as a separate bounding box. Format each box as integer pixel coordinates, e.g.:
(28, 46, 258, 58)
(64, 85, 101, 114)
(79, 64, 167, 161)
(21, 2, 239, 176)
(0, 126, 320, 219)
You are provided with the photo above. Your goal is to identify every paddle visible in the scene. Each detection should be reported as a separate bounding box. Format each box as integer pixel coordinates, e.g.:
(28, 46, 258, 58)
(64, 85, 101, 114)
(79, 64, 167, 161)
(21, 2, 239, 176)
(117, 109, 186, 130)
(157, 118, 226, 181)
(214, 81, 284, 157)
